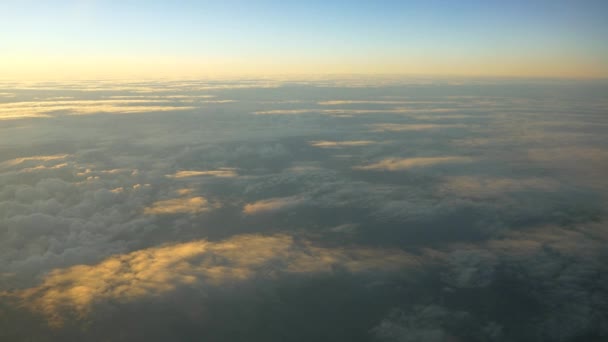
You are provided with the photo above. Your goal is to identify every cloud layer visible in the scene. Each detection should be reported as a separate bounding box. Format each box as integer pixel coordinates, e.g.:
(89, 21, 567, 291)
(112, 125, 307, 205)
(1, 78, 607, 341)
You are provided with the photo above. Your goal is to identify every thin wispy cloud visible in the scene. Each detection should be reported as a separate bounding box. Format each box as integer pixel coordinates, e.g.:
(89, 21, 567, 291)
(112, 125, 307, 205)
(309, 140, 378, 148)
(167, 168, 238, 179)
(355, 156, 474, 171)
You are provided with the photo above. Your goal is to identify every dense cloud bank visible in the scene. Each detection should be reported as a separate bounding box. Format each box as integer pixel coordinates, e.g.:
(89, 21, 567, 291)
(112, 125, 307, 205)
(1, 78, 607, 341)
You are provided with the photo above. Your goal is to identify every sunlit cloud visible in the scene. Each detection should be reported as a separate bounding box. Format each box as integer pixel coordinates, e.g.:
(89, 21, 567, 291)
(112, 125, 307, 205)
(143, 196, 214, 215)
(243, 196, 306, 215)
(370, 123, 468, 132)
(0, 99, 197, 120)
(0, 113, 52, 120)
(19, 163, 70, 173)
(355, 156, 473, 171)
(318, 100, 418, 105)
(253, 109, 316, 115)
(253, 107, 460, 116)
(0, 154, 69, 169)
(167, 168, 238, 179)
(309, 140, 377, 148)
(9, 234, 418, 327)
(409, 114, 476, 121)
(106, 94, 216, 100)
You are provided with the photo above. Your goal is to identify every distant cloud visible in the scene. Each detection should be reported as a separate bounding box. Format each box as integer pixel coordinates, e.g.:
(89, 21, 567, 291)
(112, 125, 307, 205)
(253, 109, 316, 115)
(317, 100, 417, 105)
(370, 123, 467, 132)
(10, 233, 418, 327)
(0, 99, 196, 120)
(439, 176, 559, 199)
(167, 168, 238, 179)
(253, 108, 460, 116)
(355, 156, 473, 171)
(528, 147, 608, 163)
(243, 196, 306, 215)
(144, 197, 214, 215)
(0, 154, 69, 169)
(309, 140, 377, 148)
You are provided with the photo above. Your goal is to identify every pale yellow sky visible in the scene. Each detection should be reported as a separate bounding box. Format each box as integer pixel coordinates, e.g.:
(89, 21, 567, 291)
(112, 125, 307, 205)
(2, 54, 607, 80)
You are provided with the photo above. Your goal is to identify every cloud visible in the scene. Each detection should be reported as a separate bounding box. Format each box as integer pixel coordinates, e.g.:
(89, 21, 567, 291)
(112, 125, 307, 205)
(242, 196, 306, 215)
(166, 168, 238, 179)
(1, 78, 607, 341)
(355, 156, 473, 171)
(143, 197, 214, 215)
(369, 123, 468, 132)
(528, 147, 608, 163)
(309, 140, 377, 148)
(0, 99, 197, 120)
(252, 108, 460, 116)
(439, 176, 559, 199)
(0, 154, 69, 169)
(9, 233, 418, 327)
(371, 306, 502, 342)
(253, 109, 316, 115)
(317, 100, 419, 105)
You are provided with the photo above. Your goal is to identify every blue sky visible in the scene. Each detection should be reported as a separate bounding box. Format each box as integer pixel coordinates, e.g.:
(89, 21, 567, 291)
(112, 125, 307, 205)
(1, 0, 607, 78)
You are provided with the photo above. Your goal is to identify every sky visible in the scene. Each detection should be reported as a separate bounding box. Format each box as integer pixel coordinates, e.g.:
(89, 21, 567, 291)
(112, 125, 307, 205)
(1, 0, 607, 79)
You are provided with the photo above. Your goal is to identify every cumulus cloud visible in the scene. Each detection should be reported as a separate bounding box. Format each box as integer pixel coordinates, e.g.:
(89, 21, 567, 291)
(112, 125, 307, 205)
(8, 233, 418, 327)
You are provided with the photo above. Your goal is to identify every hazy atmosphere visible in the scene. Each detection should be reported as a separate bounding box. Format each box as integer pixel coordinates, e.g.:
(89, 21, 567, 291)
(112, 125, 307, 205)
(1, 1, 608, 342)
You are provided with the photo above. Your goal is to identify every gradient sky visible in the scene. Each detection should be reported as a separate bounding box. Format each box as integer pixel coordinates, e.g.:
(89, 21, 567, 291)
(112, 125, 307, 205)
(1, 0, 607, 79)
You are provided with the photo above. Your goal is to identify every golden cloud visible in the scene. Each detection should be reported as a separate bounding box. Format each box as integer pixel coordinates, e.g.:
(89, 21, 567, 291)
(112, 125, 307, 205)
(243, 196, 306, 215)
(0, 99, 196, 120)
(167, 168, 238, 179)
(0, 154, 69, 169)
(309, 140, 377, 148)
(355, 156, 473, 171)
(144, 197, 213, 215)
(253, 108, 459, 116)
(10, 234, 419, 327)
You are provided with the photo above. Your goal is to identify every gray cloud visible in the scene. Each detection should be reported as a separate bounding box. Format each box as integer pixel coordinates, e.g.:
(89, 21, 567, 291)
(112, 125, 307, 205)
(0, 78, 607, 341)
